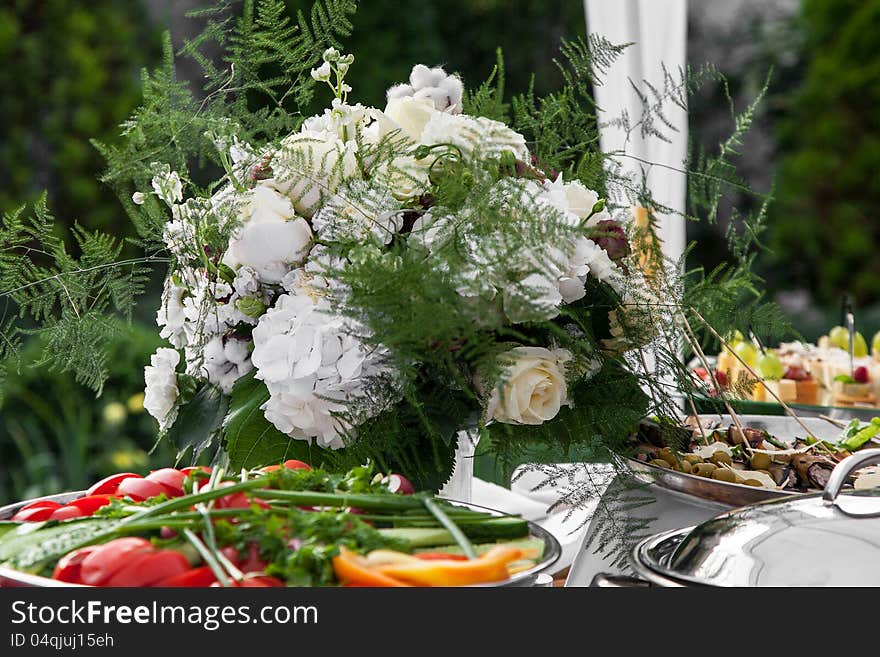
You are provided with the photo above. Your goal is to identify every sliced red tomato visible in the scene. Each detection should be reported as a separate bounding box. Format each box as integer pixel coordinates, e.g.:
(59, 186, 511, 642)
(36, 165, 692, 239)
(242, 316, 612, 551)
(145, 468, 186, 497)
(154, 566, 218, 587)
(48, 506, 85, 521)
(65, 495, 113, 516)
(116, 477, 167, 501)
(86, 472, 141, 496)
(17, 500, 63, 512)
(216, 574, 284, 587)
(79, 537, 153, 586)
(214, 482, 270, 511)
(11, 505, 60, 522)
(105, 549, 190, 587)
(415, 552, 470, 561)
(283, 459, 311, 471)
(52, 546, 99, 584)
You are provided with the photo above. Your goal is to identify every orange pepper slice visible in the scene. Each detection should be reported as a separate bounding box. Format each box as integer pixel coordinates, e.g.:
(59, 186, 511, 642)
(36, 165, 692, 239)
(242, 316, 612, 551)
(332, 546, 411, 587)
(376, 545, 523, 586)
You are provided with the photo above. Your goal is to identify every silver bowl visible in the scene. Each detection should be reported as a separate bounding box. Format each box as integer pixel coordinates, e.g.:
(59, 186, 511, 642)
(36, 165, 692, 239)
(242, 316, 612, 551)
(0, 491, 560, 587)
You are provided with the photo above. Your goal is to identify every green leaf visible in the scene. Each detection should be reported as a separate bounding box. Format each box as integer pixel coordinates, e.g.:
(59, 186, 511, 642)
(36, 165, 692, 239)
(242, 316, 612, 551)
(166, 383, 229, 462)
(223, 372, 316, 469)
(0, 519, 119, 571)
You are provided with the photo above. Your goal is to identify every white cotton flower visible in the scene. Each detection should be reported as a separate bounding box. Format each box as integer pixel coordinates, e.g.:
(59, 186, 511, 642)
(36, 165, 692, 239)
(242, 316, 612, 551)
(268, 130, 359, 218)
(157, 279, 188, 348)
(420, 112, 529, 161)
(144, 348, 180, 430)
(392, 65, 464, 113)
(222, 186, 313, 284)
(251, 290, 393, 449)
(151, 169, 183, 206)
(311, 180, 403, 244)
(484, 346, 572, 426)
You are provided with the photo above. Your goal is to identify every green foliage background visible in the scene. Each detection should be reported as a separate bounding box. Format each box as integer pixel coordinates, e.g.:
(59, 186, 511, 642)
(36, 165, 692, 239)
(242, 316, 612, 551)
(766, 0, 880, 307)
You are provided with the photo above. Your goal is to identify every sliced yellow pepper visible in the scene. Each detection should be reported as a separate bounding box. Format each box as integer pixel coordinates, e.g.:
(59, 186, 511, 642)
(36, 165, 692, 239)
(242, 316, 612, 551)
(332, 546, 411, 587)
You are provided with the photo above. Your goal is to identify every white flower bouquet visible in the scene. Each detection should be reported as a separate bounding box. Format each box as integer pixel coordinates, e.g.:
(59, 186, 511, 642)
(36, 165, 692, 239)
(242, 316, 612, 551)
(2, 1, 777, 491)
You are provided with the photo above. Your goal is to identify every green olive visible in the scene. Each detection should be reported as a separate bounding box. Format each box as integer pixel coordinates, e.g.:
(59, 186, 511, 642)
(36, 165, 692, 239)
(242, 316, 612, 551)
(749, 453, 772, 470)
(682, 454, 703, 465)
(711, 468, 737, 482)
(649, 459, 671, 469)
(708, 451, 732, 466)
(691, 463, 717, 477)
(741, 478, 763, 487)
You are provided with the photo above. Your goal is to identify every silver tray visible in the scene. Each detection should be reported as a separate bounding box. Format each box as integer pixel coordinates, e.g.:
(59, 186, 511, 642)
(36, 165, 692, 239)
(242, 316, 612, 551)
(0, 491, 560, 588)
(621, 413, 845, 507)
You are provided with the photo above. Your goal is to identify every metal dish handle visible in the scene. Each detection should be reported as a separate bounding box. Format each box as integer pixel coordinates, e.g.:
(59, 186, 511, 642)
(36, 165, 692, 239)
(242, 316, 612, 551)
(822, 448, 880, 505)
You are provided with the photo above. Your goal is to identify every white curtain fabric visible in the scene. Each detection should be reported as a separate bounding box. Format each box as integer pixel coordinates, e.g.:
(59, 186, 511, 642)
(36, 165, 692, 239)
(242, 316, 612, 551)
(584, 0, 688, 265)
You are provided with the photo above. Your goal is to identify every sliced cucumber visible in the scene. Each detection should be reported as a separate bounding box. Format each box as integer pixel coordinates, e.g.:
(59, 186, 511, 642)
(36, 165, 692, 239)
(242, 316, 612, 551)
(379, 516, 530, 547)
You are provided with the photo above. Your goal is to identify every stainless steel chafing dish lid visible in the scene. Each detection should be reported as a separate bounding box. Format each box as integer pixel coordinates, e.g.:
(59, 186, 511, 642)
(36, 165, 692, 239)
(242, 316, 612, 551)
(635, 449, 880, 587)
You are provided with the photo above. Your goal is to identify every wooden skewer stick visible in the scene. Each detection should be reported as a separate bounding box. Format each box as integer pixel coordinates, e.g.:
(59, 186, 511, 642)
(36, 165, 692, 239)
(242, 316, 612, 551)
(675, 310, 751, 455)
(686, 306, 823, 446)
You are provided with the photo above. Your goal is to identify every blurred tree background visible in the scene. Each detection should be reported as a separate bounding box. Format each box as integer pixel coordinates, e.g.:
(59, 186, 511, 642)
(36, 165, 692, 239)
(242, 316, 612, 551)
(2, 0, 880, 502)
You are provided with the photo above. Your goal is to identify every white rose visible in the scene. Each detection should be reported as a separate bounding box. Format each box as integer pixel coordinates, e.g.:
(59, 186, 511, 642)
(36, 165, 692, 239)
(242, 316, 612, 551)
(222, 186, 312, 284)
(268, 130, 359, 217)
(379, 96, 439, 141)
(144, 347, 180, 430)
(420, 112, 529, 161)
(485, 346, 571, 425)
(372, 154, 431, 201)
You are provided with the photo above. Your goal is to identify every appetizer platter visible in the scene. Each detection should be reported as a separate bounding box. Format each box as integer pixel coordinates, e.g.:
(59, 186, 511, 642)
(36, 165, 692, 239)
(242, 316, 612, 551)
(0, 462, 559, 588)
(693, 324, 880, 413)
(623, 414, 880, 506)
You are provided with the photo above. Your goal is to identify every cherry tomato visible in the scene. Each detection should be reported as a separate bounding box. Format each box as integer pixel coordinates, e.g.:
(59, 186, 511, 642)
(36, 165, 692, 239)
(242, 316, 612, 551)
(116, 477, 167, 501)
(105, 549, 190, 587)
(283, 460, 311, 471)
(155, 566, 218, 587)
(11, 505, 61, 522)
(65, 495, 113, 516)
(145, 468, 186, 497)
(86, 472, 141, 496)
(415, 552, 469, 561)
(49, 506, 85, 521)
(52, 546, 99, 584)
(79, 537, 153, 586)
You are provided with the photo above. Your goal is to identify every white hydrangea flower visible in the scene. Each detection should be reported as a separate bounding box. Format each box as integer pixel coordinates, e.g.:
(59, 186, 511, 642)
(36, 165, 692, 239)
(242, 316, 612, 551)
(251, 290, 393, 449)
(222, 186, 312, 284)
(232, 266, 261, 297)
(268, 130, 360, 218)
(420, 112, 529, 161)
(157, 279, 188, 348)
(311, 180, 403, 245)
(197, 335, 253, 393)
(144, 347, 180, 430)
